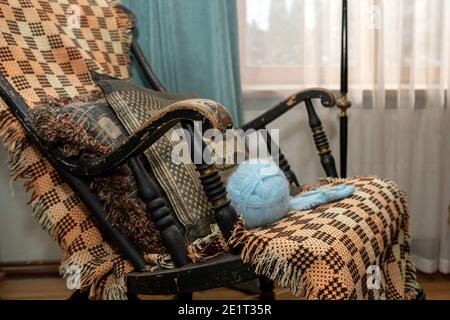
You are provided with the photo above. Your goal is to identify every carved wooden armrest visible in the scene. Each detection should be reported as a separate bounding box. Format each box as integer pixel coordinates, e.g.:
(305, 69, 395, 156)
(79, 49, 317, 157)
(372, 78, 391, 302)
(45, 99, 233, 176)
(240, 88, 335, 131)
(240, 87, 338, 178)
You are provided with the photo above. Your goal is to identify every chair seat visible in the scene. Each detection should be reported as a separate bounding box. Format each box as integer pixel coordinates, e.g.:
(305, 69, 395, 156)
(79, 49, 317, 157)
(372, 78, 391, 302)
(126, 254, 257, 295)
(228, 176, 422, 299)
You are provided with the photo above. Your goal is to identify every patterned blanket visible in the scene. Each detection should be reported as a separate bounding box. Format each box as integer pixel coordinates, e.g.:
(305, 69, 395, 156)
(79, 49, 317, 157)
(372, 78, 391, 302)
(0, 0, 135, 299)
(229, 176, 421, 299)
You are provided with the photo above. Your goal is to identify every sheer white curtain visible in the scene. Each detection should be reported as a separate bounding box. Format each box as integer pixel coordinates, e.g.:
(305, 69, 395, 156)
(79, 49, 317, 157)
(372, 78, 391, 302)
(239, 0, 450, 274)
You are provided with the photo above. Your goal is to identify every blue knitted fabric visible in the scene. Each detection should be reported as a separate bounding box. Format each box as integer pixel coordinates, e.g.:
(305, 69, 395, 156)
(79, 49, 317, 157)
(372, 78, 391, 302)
(227, 159, 355, 228)
(289, 184, 355, 211)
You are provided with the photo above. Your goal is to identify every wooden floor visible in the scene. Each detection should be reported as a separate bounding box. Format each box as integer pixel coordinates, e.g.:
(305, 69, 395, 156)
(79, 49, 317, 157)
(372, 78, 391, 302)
(0, 272, 449, 300)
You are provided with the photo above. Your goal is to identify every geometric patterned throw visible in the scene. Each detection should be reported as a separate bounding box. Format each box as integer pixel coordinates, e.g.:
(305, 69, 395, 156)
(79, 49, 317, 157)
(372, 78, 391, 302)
(0, 0, 135, 299)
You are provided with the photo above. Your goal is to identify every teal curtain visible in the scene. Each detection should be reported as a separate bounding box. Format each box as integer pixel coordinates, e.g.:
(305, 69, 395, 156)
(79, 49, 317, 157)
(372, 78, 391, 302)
(121, 0, 243, 125)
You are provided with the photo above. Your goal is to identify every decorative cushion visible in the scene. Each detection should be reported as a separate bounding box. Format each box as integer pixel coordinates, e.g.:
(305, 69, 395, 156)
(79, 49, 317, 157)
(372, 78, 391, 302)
(53, 98, 128, 147)
(93, 73, 216, 240)
(31, 97, 167, 256)
(33, 97, 128, 151)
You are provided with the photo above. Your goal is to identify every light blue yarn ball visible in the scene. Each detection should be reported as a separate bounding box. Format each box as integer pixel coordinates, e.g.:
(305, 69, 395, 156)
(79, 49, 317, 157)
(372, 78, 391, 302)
(227, 159, 290, 228)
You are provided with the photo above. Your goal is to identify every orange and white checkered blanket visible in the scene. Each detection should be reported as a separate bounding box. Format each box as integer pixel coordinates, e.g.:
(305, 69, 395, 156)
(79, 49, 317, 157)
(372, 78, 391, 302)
(0, 0, 134, 299)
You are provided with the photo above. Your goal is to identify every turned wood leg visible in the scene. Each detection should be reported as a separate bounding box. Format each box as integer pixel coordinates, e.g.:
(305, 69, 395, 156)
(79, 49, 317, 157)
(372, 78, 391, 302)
(195, 163, 238, 240)
(262, 129, 300, 187)
(182, 122, 238, 240)
(128, 157, 190, 267)
(305, 99, 338, 178)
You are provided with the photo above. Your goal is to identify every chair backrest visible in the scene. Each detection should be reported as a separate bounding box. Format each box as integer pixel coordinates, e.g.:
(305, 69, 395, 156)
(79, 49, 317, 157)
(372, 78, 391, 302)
(0, 0, 220, 249)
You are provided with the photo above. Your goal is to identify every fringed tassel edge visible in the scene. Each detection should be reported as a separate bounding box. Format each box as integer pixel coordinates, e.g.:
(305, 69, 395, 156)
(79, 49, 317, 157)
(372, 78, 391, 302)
(58, 255, 128, 300)
(0, 108, 129, 300)
(102, 276, 128, 300)
(1, 109, 71, 236)
(187, 224, 229, 263)
(229, 218, 315, 298)
(0, 109, 57, 237)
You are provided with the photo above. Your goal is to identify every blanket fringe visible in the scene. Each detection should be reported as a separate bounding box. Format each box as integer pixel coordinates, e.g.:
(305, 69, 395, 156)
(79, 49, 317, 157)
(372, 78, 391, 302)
(229, 218, 313, 297)
(187, 224, 229, 263)
(0, 106, 130, 300)
(102, 276, 128, 300)
(1, 109, 56, 233)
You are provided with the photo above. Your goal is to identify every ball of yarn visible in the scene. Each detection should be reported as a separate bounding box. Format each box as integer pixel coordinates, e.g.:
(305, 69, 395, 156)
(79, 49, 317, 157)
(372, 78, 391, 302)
(227, 158, 290, 228)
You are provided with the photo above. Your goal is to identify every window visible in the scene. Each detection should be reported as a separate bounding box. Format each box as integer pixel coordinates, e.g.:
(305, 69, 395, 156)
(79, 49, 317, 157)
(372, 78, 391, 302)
(238, 0, 450, 105)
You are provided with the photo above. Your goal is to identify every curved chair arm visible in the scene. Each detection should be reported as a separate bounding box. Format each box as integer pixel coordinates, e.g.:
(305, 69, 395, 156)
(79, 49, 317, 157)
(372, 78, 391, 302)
(240, 88, 335, 131)
(240, 87, 338, 178)
(0, 73, 233, 177)
(44, 99, 233, 176)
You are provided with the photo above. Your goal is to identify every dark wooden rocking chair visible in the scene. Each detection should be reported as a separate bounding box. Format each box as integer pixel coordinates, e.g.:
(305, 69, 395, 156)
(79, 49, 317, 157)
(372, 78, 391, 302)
(125, 35, 337, 300)
(0, 4, 340, 300)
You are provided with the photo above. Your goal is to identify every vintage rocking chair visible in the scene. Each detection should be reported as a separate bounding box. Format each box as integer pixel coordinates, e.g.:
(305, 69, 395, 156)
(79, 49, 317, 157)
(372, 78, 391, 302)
(0, 1, 422, 300)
